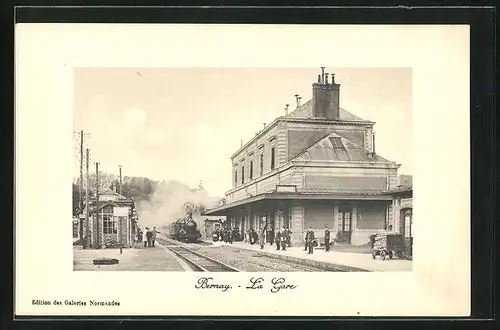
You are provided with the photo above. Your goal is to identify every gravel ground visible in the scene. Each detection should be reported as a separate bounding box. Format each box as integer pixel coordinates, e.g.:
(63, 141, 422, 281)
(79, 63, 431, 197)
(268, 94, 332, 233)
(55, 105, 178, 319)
(187, 245, 334, 272)
(73, 243, 185, 271)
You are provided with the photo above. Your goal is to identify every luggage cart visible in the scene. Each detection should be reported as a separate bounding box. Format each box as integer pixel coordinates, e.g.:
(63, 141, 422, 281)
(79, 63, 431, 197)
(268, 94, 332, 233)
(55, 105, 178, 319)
(372, 232, 404, 261)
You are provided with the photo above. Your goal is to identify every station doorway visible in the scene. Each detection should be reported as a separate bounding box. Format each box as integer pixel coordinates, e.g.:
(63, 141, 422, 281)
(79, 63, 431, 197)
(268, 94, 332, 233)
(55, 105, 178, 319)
(400, 208, 413, 258)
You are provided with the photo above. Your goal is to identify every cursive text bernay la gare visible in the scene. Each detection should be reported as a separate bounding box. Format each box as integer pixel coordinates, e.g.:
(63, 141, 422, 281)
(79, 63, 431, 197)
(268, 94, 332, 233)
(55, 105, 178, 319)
(195, 277, 232, 292)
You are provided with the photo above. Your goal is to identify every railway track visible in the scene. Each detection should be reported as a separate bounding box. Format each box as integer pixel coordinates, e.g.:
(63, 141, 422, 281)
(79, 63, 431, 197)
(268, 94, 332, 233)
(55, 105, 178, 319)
(156, 237, 240, 272)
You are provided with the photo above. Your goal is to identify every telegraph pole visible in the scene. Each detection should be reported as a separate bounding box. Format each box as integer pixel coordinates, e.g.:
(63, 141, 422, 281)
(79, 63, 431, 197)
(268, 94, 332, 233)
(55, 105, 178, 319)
(79, 130, 84, 240)
(84, 148, 90, 249)
(119, 165, 123, 195)
(79, 131, 84, 208)
(95, 161, 100, 249)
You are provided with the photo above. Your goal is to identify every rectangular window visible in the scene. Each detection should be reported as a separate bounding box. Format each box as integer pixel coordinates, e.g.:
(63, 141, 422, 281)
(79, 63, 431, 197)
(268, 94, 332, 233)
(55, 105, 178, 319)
(338, 212, 351, 231)
(73, 219, 79, 238)
(102, 214, 117, 235)
(241, 166, 245, 184)
(338, 205, 352, 232)
(404, 215, 411, 238)
(234, 171, 238, 187)
(260, 154, 264, 175)
(270, 147, 275, 170)
(249, 161, 253, 180)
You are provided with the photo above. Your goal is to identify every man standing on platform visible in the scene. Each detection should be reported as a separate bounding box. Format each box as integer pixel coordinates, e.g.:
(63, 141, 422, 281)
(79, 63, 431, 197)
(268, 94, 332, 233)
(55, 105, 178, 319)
(324, 225, 331, 252)
(275, 228, 281, 251)
(151, 226, 160, 247)
(306, 226, 315, 254)
(286, 227, 292, 247)
(280, 226, 287, 251)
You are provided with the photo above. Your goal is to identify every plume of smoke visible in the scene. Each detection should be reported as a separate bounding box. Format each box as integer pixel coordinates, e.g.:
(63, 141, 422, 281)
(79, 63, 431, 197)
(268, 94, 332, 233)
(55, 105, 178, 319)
(135, 180, 222, 231)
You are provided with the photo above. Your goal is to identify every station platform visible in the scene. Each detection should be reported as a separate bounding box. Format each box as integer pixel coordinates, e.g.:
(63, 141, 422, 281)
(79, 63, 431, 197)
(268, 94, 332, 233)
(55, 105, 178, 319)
(213, 241, 413, 272)
(73, 242, 190, 271)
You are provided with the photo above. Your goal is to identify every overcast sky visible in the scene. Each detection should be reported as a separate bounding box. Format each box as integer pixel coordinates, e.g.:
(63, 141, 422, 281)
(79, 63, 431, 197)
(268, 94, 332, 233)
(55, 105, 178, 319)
(73, 67, 412, 196)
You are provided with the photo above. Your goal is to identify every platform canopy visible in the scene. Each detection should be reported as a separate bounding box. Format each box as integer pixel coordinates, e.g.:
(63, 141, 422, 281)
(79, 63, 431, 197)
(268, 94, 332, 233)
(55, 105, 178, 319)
(202, 190, 392, 216)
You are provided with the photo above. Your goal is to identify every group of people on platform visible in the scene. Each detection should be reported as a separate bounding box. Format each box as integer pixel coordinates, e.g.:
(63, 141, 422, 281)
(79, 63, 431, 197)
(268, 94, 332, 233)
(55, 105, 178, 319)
(303, 225, 332, 254)
(135, 226, 159, 248)
(242, 225, 293, 251)
(214, 223, 334, 255)
(243, 228, 262, 246)
(272, 226, 292, 251)
(216, 227, 239, 244)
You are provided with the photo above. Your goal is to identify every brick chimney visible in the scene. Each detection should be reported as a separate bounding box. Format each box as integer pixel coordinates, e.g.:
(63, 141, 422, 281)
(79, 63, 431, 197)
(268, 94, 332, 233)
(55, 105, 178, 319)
(312, 68, 340, 120)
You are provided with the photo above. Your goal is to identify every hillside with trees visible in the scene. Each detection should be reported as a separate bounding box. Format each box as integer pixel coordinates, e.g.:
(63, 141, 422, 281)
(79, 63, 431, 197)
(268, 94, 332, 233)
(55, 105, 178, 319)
(72, 173, 222, 218)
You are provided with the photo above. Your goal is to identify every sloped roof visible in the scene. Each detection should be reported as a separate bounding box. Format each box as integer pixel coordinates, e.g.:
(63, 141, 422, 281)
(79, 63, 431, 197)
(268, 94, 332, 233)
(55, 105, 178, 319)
(98, 188, 128, 200)
(81, 199, 134, 216)
(293, 132, 390, 163)
(386, 185, 413, 196)
(286, 99, 366, 122)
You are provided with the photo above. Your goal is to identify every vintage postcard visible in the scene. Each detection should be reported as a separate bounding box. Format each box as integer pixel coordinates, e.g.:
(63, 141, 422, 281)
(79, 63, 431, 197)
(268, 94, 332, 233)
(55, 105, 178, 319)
(15, 24, 470, 317)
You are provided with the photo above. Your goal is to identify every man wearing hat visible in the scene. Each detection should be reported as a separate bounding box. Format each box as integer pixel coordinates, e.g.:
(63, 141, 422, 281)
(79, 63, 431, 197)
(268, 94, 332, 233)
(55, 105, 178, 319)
(306, 226, 315, 254)
(324, 225, 331, 252)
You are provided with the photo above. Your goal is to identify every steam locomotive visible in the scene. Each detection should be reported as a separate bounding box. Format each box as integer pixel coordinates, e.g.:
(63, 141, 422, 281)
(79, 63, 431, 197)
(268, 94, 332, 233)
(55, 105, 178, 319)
(168, 215, 201, 243)
(168, 202, 204, 243)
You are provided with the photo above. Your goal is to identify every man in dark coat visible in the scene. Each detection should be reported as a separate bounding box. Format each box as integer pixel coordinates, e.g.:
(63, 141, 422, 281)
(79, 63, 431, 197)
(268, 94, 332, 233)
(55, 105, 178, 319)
(280, 226, 287, 251)
(286, 227, 292, 247)
(306, 227, 315, 254)
(275, 229, 281, 251)
(145, 228, 153, 248)
(324, 225, 331, 252)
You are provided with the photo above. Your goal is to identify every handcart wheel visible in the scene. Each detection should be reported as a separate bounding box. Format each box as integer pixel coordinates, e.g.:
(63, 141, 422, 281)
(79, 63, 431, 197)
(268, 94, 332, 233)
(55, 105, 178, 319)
(380, 251, 386, 261)
(388, 251, 393, 259)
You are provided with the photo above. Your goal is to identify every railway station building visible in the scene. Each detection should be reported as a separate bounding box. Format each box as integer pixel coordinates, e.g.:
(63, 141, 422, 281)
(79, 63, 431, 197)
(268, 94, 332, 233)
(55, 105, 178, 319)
(204, 69, 404, 247)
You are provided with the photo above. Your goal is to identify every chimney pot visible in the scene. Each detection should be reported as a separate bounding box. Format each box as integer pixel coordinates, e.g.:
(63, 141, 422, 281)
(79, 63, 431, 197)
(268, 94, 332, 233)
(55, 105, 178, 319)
(325, 73, 329, 84)
(297, 96, 302, 107)
(263, 123, 266, 129)
(240, 140, 243, 147)
(317, 74, 321, 83)
(321, 67, 325, 83)
(312, 72, 340, 119)
(332, 74, 335, 84)
(295, 94, 300, 107)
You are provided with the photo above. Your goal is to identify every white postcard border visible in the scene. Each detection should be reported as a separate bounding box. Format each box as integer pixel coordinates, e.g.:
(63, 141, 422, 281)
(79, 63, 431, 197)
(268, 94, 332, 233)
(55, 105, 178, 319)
(15, 24, 470, 316)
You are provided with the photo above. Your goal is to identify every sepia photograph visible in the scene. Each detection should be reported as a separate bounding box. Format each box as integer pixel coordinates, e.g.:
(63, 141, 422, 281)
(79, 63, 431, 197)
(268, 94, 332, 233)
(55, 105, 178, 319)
(72, 67, 413, 273)
(16, 23, 470, 317)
